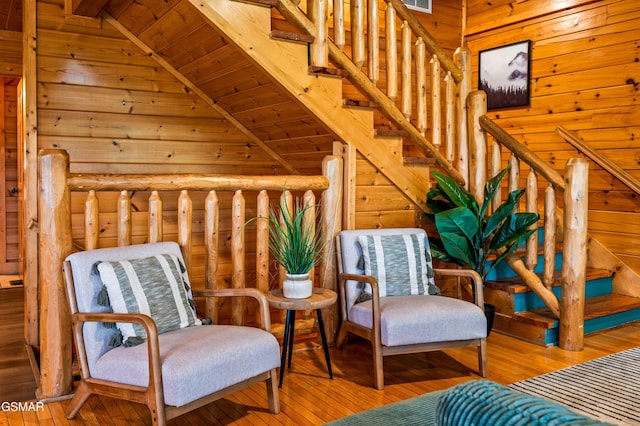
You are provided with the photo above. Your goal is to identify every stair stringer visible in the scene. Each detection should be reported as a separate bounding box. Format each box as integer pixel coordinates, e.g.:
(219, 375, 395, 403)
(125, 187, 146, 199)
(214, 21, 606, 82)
(189, 0, 431, 211)
(587, 236, 640, 298)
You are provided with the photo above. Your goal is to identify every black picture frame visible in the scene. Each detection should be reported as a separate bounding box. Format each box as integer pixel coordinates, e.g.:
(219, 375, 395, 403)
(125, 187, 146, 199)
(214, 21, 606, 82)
(478, 40, 531, 111)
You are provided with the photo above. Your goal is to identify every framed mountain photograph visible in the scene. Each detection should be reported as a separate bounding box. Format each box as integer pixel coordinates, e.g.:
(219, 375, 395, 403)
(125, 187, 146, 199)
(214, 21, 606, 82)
(478, 40, 531, 110)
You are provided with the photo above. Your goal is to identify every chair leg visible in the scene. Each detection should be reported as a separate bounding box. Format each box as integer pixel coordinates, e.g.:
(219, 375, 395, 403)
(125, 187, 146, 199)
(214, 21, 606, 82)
(477, 338, 488, 377)
(372, 343, 384, 390)
(335, 324, 348, 349)
(65, 381, 92, 419)
(266, 368, 280, 414)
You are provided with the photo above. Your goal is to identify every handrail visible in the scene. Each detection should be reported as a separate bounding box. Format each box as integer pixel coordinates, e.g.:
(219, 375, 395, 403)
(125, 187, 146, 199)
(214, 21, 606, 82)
(556, 125, 640, 196)
(385, 0, 463, 83)
(479, 115, 565, 190)
(276, 0, 467, 185)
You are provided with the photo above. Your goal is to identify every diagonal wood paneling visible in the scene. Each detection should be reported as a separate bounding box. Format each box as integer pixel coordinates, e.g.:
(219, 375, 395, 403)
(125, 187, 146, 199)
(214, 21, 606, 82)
(104, 0, 336, 174)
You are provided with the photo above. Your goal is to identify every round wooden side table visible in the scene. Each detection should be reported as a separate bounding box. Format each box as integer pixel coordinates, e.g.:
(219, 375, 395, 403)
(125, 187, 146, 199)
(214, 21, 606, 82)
(266, 287, 338, 387)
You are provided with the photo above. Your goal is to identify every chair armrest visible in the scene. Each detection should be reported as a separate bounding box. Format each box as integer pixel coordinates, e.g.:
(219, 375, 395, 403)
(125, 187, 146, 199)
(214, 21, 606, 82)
(433, 268, 485, 307)
(71, 312, 162, 389)
(337, 272, 381, 330)
(192, 288, 271, 332)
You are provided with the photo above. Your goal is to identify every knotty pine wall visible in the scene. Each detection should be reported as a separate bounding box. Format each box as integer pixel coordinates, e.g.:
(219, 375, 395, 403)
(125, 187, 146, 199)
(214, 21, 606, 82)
(465, 0, 640, 274)
(1, 78, 19, 274)
(35, 0, 296, 293)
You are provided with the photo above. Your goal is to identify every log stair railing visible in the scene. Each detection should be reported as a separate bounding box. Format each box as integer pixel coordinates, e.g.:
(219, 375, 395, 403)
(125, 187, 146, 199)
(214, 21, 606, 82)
(556, 125, 640, 197)
(37, 148, 343, 399)
(227, 0, 640, 350)
(273, 0, 468, 184)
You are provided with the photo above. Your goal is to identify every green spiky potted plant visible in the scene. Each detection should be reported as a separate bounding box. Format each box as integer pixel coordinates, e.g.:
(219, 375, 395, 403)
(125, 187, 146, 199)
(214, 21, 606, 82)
(424, 165, 540, 332)
(265, 196, 326, 299)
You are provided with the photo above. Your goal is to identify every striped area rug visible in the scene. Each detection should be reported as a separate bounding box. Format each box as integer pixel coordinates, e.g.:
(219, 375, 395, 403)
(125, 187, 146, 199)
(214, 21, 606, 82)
(509, 347, 640, 425)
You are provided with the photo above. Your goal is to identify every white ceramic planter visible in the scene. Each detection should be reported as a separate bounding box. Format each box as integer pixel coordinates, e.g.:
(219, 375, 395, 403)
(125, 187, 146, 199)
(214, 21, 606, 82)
(283, 273, 313, 299)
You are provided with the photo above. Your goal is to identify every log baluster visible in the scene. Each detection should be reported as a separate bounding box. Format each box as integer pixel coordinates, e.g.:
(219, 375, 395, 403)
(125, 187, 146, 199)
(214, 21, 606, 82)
(385, 3, 397, 101)
(350, 0, 365, 69)
(302, 190, 317, 319)
(444, 71, 455, 163)
(508, 155, 520, 211)
(333, 0, 345, 50)
(401, 21, 411, 119)
(490, 139, 502, 212)
(367, 0, 379, 84)
(308, 0, 328, 68)
(454, 47, 471, 187)
(204, 191, 219, 323)
(430, 55, 441, 147)
(117, 190, 131, 247)
(231, 190, 246, 326)
(543, 184, 556, 289)
(148, 190, 162, 243)
(526, 168, 539, 271)
(279, 191, 294, 324)
(178, 190, 193, 277)
(256, 190, 270, 296)
(85, 190, 99, 250)
(416, 38, 427, 136)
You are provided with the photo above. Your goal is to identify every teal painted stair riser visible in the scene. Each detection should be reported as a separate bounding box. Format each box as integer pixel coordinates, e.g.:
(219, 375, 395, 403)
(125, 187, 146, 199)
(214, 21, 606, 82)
(543, 308, 640, 346)
(512, 277, 612, 313)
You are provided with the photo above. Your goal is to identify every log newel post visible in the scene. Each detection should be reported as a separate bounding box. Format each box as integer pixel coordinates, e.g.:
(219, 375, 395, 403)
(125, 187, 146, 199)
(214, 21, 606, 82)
(38, 149, 73, 398)
(559, 158, 589, 351)
(454, 47, 471, 187)
(321, 155, 343, 343)
(468, 90, 487, 203)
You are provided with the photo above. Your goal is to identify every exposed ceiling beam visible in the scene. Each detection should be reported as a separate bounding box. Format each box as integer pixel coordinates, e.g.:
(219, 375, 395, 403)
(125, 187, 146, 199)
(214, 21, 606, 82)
(67, 0, 109, 18)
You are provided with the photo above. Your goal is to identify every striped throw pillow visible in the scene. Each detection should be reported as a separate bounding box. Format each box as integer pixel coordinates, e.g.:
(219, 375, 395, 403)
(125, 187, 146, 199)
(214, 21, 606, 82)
(357, 233, 436, 297)
(96, 253, 201, 346)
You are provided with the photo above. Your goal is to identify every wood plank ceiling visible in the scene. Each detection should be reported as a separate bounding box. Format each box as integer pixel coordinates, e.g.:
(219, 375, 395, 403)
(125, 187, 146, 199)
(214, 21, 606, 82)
(103, 0, 340, 175)
(0, 0, 21, 32)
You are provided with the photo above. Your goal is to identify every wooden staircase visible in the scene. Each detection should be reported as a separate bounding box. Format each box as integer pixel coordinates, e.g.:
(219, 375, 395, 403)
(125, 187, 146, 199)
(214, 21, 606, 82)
(98, 0, 640, 349)
(485, 244, 640, 346)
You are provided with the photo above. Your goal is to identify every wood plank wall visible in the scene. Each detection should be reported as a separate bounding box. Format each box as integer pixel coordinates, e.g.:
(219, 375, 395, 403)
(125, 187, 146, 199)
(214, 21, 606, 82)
(35, 0, 296, 290)
(465, 0, 640, 274)
(0, 30, 21, 76)
(1, 78, 19, 274)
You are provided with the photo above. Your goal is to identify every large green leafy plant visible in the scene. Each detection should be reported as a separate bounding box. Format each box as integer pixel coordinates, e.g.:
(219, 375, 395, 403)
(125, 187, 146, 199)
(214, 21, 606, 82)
(425, 166, 540, 278)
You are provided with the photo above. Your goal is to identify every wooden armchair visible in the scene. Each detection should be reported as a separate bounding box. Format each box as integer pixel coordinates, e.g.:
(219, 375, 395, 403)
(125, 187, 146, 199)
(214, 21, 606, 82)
(63, 241, 280, 425)
(336, 228, 488, 389)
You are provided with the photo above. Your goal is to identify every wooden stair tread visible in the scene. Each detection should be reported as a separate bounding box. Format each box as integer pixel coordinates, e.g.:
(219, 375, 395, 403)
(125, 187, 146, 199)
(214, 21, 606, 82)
(234, 0, 278, 6)
(511, 293, 640, 329)
(271, 30, 314, 43)
(311, 66, 348, 77)
(374, 128, 409, 137)
(343, 98, 378, 108)
(485, 267, 612, 294)
(404, 156, 435, 166)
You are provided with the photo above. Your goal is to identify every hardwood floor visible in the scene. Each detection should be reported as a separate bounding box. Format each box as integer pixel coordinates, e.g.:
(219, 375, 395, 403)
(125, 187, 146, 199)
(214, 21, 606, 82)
(0, 287, 38, 404)
(1, 286, 639, 425)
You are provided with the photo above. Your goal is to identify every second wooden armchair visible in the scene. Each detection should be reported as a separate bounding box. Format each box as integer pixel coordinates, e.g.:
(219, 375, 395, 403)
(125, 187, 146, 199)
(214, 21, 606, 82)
(336, 228, 488, 390)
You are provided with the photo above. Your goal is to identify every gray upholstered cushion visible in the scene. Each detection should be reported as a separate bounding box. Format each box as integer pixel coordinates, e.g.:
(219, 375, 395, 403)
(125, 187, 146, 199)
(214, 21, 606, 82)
(66, 243, 194, 375)
(349, 295, 487, 346)
(96, 253, 200, 345)
(357, 232, 435, 297)
(92, 324, 280, 407)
